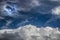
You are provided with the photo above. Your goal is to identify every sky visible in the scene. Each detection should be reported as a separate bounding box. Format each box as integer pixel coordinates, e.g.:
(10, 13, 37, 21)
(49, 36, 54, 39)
(0, 0, 60, 29)
(0, 0, 60, 40)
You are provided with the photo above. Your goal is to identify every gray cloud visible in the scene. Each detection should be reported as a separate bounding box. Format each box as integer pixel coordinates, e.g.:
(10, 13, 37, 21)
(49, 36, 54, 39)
(0, 0, 40, 11)
(0, 24, 60, 40)
(0, 0, 40, 18)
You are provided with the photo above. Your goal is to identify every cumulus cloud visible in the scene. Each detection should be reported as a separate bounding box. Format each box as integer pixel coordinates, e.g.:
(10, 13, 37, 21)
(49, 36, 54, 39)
(0, 24, 60, 40)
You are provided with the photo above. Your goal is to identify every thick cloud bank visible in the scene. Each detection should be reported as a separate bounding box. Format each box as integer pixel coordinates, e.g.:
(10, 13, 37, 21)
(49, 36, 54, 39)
(0, 25, 60, 40)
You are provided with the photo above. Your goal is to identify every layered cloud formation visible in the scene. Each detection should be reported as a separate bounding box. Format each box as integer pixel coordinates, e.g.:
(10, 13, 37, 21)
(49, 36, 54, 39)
(0, 24, 60, 40)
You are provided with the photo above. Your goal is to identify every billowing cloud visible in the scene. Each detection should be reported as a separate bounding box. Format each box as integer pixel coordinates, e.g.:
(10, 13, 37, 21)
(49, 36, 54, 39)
(0, 24, 60, 40)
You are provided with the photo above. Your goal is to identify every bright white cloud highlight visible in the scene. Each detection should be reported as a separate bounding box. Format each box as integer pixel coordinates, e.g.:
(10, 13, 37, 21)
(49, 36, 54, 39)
(0, 24, 60, 40)
(52, 6, 60, 15)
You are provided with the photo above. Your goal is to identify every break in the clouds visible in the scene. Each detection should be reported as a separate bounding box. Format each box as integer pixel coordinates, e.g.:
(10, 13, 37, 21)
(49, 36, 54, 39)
(0, 24, 60, 40)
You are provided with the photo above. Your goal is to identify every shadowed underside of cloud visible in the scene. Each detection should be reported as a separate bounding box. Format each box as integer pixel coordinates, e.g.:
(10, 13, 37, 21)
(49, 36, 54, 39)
(0, 24, 60, 40)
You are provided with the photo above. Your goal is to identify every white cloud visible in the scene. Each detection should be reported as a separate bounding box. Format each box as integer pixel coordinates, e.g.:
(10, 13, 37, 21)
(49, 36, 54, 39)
(52, 6, 60, 15)
(0, 24, 60, 40)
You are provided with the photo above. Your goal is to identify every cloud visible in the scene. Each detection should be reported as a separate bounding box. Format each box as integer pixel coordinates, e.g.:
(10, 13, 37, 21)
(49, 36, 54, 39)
(50, 0, 60, 1)
(0, 24, 60, 40)
(16, 0, 40, 11)
(0, 0, 40, 18)
(52, 6, 60, 15)
(0, 0, 40, 11)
